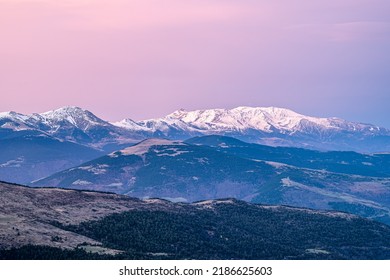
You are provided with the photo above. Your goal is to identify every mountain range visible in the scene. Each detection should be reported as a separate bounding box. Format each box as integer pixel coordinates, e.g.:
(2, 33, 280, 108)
(0, 106, 144, 151)
(2, 105, 388, 184)
(2, 106, 390, 259)
(2, 105, 390, 225)
(33, 136, 390, 225)
(116, 106, 390, 153)
(1, 106, 390, 153)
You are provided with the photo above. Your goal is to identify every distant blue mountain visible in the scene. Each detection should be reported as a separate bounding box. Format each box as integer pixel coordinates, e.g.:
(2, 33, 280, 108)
(186, 135, 390, 177)
(2, 106, 390, 224)
(33, 137, 390, 225)
(0, 134, 103, 184)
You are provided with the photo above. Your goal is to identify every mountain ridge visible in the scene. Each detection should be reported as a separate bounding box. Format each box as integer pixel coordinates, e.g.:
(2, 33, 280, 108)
(121, 106, 387, 134)
(1, 105, 390, 152)
(2, 181, 390, 260)
(118, 106, 389, 152)
(32, 136, 390, 225)
(0, 106, 143, 151)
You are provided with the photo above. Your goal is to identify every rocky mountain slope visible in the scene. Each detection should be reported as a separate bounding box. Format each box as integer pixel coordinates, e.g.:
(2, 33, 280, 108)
(2, 182, 390, 260)
(0, 106, 144, 151)
(0, 181, 170, 253)
(0, 106, 141, 183)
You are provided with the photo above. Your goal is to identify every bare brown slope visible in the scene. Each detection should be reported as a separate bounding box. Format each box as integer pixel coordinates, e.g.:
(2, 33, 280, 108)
(0, 182, 175, 251)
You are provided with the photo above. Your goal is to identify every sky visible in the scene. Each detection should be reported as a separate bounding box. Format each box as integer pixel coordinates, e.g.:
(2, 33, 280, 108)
(0, 0, 389, 127)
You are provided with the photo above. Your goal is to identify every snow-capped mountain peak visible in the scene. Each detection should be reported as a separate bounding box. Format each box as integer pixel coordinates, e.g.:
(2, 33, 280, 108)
(0, 106, 138, 151)
(0, 111, 29, 122)
(160, 106, 335, 132)
(41, 106, 85, 118)
(112, 118, 151, 131)
(0, 111, 32, 130)
(1, 105, 389, 152)
(167, 108, 189, 119)
(39, 106, 109, 131)
(110, 106, 390, 152)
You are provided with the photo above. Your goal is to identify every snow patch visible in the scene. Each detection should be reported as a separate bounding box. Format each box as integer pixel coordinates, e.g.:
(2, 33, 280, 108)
(259, 205, 281, 210)
(78, 165, 108, 175)
(143, 198, 169, 204)
(108, 153, 119, 158)
(112, 118, 151, 131)
(107, 183, 123, 187)
(219, 142, 228, 148)
(162, 197, 188, 203)
(156, 148, 190, 157)
(306, 249, 330, 255)
(196, 158, 209, 164)
(0, 157, 25, 168)
(117, 139, 185, 157)
(194, 199, 236, 206)
(72, 180, 92, 185)
(265, 161, 288, 168)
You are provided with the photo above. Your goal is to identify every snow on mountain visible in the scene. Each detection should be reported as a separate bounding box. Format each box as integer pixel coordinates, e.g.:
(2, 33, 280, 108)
(0, 106, 143, 151)
(140, 106, 383, 135)
(112, 138, 185, 156)
(0, 111, 29, 122)
(38, 106, 111, 132)
(2, 105, 386, 138)
(0, 106, 108, 132)
(114, 116, 196, 134)
(1, 105, 389, 152)
(112, 106, 390, 152)
(0, 111, 33, 131)
(114, 118, 151, 132)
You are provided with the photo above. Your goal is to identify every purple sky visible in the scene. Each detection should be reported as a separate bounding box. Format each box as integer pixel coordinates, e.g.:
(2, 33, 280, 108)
(1, 0, 389, 127)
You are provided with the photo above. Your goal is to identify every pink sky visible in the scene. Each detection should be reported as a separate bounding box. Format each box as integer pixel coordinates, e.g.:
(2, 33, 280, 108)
(1, 0, 389, 126)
